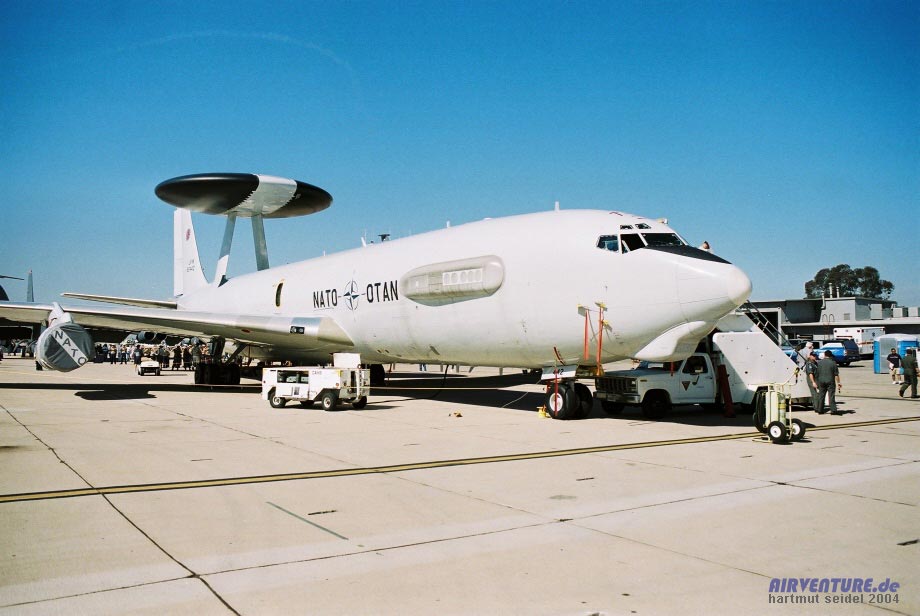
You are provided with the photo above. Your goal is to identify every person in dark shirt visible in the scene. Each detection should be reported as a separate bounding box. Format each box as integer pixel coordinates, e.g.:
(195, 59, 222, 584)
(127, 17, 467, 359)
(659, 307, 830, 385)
(803, 352, 820, 409)
(814, 350, 842, 414)
(899, 349, 918, 399)
(887, 348, 902, 385)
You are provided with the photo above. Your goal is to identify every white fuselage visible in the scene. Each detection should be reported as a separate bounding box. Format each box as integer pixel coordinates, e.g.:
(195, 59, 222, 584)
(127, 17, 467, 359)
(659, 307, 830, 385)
(178, 210, 751, 367)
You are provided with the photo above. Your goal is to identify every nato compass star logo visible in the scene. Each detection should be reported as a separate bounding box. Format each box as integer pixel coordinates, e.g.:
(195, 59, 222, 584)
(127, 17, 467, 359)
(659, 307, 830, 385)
(343, 280, 360, 311)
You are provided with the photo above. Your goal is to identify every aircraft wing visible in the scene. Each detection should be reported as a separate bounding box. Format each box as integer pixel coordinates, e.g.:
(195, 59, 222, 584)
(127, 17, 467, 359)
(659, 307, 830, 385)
(0, 302, 353, 350)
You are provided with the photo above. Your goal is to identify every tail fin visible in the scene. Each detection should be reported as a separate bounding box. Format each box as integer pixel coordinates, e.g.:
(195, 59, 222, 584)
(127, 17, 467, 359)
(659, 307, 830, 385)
(173, 210, 209, 297)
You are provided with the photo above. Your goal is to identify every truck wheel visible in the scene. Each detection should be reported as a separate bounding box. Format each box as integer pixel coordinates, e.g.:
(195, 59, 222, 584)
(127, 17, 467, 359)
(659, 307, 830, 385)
(545, 383, 578, 420)
(268, 389, 287, 408)
(321, 391, 338, 411)
(767, 421, 788, 444)
(641, 391, 670, 420)
(352, 396, 368, 410)
(573, 383, 593, 419)
(601, 400, 624, 415)
(790, 418, 806, 441)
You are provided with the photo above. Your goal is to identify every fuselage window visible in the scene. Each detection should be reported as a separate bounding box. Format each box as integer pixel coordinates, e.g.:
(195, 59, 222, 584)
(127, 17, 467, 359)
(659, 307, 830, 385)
(642, 233, 684, 247)
(621, 233, 645, 252)
(596, 235, 619, 252)
(275, 282, 284, 307)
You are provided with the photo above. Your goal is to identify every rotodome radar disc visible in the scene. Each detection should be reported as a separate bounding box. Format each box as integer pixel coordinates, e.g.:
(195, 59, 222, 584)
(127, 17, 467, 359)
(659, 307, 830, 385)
(155, 173, 332, 218)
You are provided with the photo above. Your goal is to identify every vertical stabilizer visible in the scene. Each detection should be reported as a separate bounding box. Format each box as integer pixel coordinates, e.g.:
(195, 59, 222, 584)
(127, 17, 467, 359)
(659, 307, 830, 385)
(173, 210, 209, 296)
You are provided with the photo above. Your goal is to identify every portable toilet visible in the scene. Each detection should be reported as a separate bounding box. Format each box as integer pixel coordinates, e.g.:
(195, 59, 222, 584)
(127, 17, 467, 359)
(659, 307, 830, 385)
(874, 334, 920, 373)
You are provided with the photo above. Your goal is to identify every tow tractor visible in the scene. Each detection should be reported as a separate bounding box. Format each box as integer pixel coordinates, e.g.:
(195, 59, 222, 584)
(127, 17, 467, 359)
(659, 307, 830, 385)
(261, 353, 370, 411)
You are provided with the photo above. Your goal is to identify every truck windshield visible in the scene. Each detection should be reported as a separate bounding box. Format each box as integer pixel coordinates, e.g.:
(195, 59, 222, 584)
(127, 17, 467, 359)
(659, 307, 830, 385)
(635, 361, 678, 371)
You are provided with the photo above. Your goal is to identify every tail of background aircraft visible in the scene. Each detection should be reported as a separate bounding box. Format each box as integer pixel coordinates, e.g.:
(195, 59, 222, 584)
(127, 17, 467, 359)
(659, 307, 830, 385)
(173, 210, 208, 297)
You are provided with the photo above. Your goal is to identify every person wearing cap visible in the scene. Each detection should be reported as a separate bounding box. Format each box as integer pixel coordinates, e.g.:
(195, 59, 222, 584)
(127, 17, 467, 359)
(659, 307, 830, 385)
(804, 351, 820, 410)
(814, 350, 842, 414)
(899, 348, 918, 399)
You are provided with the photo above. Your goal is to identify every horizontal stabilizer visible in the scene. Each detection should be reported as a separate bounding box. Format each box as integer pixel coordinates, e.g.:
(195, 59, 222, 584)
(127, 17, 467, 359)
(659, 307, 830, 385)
(60, 293, 178, 309)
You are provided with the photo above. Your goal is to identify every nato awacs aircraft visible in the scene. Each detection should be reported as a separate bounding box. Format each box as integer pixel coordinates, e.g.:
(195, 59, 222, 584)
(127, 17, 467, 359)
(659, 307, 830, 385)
(0, 173, 751, 419)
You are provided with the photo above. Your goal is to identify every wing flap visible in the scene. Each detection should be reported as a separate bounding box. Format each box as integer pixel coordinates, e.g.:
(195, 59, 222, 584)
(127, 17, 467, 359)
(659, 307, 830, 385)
(61, 293, 178, 309)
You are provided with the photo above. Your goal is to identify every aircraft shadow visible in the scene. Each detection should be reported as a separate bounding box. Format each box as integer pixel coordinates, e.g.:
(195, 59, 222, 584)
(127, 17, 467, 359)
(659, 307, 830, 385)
(378, 372, 772, 428)
(0, 382, 253, 402)
(377, 372, 545, 412)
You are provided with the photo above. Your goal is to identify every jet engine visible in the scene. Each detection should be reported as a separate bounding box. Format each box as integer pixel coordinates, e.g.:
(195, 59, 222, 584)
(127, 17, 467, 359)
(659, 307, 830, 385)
(35, 304, 94, 372)
(135, 331, 162, 343)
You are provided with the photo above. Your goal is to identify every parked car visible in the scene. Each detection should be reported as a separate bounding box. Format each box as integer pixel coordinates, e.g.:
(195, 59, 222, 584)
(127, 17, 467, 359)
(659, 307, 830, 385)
(816, 339, 860, 366)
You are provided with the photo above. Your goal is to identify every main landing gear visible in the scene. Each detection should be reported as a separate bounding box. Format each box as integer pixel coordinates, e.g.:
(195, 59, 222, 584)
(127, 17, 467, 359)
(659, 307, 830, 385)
(192, 337, 242, 385)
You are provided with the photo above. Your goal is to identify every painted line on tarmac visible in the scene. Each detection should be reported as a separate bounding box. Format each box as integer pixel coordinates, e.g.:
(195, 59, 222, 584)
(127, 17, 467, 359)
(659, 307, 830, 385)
(2, 415, 918, 505)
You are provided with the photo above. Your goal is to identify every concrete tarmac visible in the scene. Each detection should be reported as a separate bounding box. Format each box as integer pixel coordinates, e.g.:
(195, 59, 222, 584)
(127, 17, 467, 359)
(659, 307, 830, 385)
(0, 357, 917, 615)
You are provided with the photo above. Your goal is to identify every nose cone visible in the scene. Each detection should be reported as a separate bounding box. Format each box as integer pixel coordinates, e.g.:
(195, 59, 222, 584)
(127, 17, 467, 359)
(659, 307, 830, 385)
(677, 260, 753, 322)
(725, 264, 753, 307)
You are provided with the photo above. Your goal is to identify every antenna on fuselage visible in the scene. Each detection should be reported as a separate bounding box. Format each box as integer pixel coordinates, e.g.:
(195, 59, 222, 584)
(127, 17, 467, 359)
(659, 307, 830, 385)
(155, 173, 332, 283)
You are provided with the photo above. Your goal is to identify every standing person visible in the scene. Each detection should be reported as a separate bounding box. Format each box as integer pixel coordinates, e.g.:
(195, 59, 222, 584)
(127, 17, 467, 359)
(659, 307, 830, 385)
(792, 343, 808, 369)
(804, 352, 820, 410)
(133, 345, 143, 365)
(898, 348, 918, 399)
(887, 348, 902, 385)
(157, 344, 169, 369)
(183, 346, 192, 370)
(191, 344, 201, 369)
(814, 350, 842, 415)
(172, 345, 182, 370)
(109, 345, 117, 364)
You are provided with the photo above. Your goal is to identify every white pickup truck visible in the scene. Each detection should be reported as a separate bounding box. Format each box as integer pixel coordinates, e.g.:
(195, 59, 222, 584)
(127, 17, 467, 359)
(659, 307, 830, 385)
(594, 328, 811, 419)
(262, 366, 370, 410)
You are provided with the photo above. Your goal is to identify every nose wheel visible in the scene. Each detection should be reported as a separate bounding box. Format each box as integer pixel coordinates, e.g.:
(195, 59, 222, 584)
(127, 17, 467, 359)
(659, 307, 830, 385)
(545, 381, 592, 420)
(545, 383, 579, 420)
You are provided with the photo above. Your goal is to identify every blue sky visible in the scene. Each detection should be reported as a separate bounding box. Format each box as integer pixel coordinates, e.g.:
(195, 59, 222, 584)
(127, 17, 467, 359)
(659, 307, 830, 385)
(2, 0, 917, 305)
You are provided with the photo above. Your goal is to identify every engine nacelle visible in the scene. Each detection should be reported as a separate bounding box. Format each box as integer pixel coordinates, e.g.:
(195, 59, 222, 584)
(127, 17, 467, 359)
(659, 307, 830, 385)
(135, 331, 162, 343)
(36, 322, 94, 372)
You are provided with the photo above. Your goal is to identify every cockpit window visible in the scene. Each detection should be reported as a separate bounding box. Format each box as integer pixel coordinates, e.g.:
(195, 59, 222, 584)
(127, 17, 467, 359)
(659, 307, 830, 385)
(598, 231, 686, 253)
(621, 233, 645, 252)
(642, 233, 684, 247)
(596, 235, 619, 252)
(619, 224, 633, 230)
(636, 223, 651, 229)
